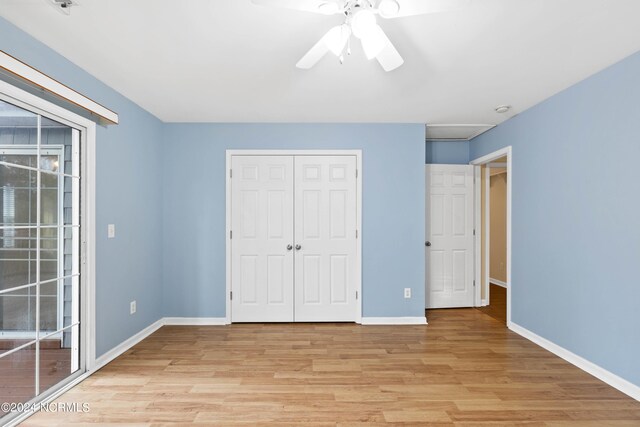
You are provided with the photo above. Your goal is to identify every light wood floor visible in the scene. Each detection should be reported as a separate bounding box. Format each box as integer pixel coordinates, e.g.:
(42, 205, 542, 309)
(22, 309, 640, 426)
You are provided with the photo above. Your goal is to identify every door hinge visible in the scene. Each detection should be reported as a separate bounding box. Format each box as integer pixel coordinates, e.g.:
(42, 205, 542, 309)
(356, 291, 358, 300)
(473, 229, 476, 236)
(355, 229, 358, 239)
(230, 169, 232, 178)
(473, 280, 476, 287)
(230, 291, 233, 300)
(230, 230, 232, 239)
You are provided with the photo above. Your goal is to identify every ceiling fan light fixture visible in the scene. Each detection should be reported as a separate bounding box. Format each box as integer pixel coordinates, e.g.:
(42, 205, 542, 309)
(318, 1, 339, 15)
(324, 24, 352, 56)
(378, 0, 400, 18)
(352, 9, 377, 39)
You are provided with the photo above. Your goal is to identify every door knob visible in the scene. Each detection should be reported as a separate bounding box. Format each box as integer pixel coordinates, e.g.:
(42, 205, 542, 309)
(295, 244, 302, 250)
(425, 241, 431, 247)
(287, 244, 293, 251)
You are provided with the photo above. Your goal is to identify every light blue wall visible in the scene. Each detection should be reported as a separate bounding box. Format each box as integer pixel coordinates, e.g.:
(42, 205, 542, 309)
(161, 124, 426, 318)
(425, 140, 469, 164)
(0, 17, 165, 357)
(470, 50, 640, 387)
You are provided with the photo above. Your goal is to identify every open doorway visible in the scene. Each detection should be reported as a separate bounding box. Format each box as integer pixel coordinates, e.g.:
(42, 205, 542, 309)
(471, 147, 512, 326)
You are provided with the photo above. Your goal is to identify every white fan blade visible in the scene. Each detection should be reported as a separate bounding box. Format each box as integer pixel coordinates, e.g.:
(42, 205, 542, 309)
(325, 24, 351, 56)
(251, 0, 343, 15)
(386, 0, 470, 19)
(296, 33, 331, 69)
(375, 29, 404, 72)
(297, 25, 348, 69)
(360, 25, 388, 60)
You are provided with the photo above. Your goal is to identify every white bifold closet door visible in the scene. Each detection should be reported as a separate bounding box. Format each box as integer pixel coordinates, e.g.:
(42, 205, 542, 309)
(230, 155, 357, 322)
(294, 156, 357, 322)
(231, 156, 295, 322)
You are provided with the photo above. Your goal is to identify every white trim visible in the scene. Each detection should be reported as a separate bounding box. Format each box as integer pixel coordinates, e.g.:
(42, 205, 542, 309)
(484, 167, 491, 306)
(225, 152, 232, 324)
(489, 278, 508, 288)
(361, 317, 427, 325)
(225, 149, 363, 324)
(470, 146, 512, 327)
(93, 319, 164, 370)
(164, 317, 228, 326)
(0, 50, 119, 124)
(470, 146, 511, 166)
(473, 166, 481, 307)
(480, 299, 487, 306)
(84, 119, 97, 371)
(509, 322, 640, 402)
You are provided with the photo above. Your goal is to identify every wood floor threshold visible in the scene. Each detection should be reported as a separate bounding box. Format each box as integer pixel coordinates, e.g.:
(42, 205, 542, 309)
(17, 308, 640, 426)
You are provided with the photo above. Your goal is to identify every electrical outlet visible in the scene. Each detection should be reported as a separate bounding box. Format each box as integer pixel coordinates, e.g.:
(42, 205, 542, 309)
(404, 288, 411, 299)
(108, 224, 116, 239)
(130, 300, 136, 315)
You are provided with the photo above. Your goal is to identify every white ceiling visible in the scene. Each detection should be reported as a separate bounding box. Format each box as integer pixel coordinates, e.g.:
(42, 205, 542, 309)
(1, 0, 640, 124)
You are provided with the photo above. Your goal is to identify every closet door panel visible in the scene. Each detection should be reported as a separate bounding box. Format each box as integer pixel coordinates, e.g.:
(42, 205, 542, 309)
(294, 156, 358, 322)
(231, 156, 294, 322)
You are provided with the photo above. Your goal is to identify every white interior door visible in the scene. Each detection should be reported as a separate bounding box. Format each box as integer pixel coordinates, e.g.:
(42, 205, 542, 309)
(294, 156, 358, 321)
(231, 155, 294, 322)
(425, 164, 475, 308)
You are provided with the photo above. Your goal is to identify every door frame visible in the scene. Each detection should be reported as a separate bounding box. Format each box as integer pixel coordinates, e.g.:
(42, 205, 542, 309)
(470, 146, 512, 326)
(225, 149, 363, 324)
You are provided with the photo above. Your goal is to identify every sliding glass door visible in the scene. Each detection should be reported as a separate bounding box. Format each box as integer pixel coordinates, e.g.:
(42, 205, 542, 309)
(0, 97, 83, 420)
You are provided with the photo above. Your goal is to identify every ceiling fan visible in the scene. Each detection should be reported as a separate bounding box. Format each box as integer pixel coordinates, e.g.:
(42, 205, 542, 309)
(251, 0, 469, 72)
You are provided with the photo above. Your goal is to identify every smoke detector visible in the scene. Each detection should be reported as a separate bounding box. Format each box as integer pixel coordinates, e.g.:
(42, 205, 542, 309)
(495, 105, 511, 114)
(47, 0, 76, 15)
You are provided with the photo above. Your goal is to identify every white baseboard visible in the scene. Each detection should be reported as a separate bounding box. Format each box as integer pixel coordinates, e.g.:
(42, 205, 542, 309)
(509, 322, 640, 402)
(164, 317, 228, 326)
(361, 317, 427, 325)
(94, 318, 164, 370)
(489, 278, 508, 288)
(481, 299, 488, 306)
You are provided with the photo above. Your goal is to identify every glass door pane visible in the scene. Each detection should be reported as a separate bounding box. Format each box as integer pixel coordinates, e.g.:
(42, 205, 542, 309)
(0, 97, 83, 423)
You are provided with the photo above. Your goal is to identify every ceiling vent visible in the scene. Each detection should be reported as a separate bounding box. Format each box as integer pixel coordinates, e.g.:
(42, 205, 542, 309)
(425, 124, 495, 141)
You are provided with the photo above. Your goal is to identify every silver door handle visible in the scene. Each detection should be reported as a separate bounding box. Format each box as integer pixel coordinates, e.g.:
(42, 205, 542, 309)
(425, 241, 431, 247)
(295, 244, 302, 250)
(287, 244, 293, 251)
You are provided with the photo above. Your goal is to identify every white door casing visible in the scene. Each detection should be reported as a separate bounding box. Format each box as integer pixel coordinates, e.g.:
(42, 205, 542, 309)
(294, 156, 358, 322)
(231, 156, 295, 322)
(425, 164, 475, 308)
